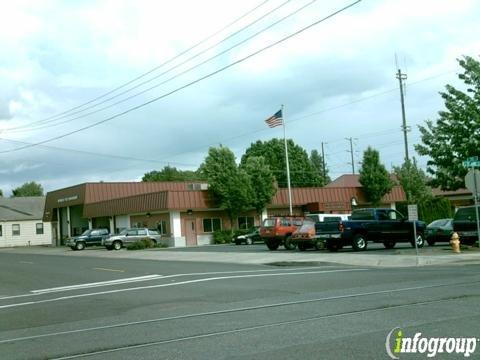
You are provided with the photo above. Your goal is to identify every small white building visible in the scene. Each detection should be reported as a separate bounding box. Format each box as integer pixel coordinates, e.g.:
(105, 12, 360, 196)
(0, 197, 52, 247)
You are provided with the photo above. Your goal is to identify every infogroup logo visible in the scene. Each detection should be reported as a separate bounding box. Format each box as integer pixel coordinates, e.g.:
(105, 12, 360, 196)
(385, 327, 478, 358)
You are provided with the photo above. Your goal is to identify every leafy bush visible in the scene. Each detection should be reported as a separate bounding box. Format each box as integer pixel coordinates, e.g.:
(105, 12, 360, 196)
(396, 197, 453, 225)
(126, 237, 156, 250)
(213, 230, 233, 244)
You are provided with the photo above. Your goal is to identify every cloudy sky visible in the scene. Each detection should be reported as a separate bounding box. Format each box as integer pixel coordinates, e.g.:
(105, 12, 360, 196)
(0, 0, 478, 195)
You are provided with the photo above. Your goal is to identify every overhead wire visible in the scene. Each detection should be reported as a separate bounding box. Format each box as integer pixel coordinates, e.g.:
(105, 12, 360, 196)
(4, 0, 272, 132)
(0, 68, 448, 166)
(0, 0, 362, 154)
(8, 0, 312, 134)
(8, 0, 294, 133)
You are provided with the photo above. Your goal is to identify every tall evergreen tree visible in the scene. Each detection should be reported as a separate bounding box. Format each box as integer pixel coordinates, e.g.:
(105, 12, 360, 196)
(310, 149, 331, 186)
(241, 139, 322, 187)
(11, 182, 44, 197)
(142, 166, 203, 182)
(415, 55, 480, 190)
(241, 156, 277, 215)
(201, 146, 253, 228)
(358, 147, 393, 206)
(393, 159, 432, 204)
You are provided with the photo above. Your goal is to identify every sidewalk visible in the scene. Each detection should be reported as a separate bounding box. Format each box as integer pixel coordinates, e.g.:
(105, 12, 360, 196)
(2, 245, 480, 267)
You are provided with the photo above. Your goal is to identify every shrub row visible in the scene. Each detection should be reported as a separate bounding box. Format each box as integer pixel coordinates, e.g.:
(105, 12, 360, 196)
(126, 238, 168, 250)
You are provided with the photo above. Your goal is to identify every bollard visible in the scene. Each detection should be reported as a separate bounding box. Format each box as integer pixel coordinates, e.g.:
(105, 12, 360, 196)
(450, 232, 461, 253)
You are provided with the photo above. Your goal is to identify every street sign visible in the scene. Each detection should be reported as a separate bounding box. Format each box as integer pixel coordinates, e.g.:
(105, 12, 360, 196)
(463, 160, 480, 168)
(465, 169, 480, 196)
(407, 204, 418, 221)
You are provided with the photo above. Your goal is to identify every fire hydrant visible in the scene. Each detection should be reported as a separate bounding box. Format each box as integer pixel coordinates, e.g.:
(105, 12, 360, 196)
(450, 232, 461, 253)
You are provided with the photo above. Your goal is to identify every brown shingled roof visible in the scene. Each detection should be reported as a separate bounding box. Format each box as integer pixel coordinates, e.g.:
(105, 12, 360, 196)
(45, 179, 407, 220)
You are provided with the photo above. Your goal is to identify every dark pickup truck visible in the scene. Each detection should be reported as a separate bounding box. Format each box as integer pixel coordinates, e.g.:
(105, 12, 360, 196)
(452, 205, 480, 245)
(293, 208, 426, 252)
(65, 228, 110, 250)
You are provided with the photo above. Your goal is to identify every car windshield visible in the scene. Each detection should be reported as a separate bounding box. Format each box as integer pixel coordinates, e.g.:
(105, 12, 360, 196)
(262, 219, 276, 227)
(118, 229, 129, 235)
(297, 221, 315, 233)
(454, 207, 479, 221)
(428, 219, 450, 228)
(80, 229, 92, 236)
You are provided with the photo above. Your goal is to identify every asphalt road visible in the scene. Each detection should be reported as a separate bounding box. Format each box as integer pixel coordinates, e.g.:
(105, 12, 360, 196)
(1, 251, 479, 359)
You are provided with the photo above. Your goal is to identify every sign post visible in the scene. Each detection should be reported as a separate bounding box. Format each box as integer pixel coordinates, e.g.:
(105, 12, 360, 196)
(408, 204, 419, 265)
(464, 168, 480, 247)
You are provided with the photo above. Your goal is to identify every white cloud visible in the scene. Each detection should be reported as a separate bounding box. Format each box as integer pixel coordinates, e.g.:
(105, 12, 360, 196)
(0, 0, 478, 192)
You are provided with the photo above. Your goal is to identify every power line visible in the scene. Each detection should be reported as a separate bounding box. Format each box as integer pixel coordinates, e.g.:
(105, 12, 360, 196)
(4, 0, 272, 132)
(8, 0, 294, 134)
(0, 0, 362, 154)
(9, 0, 314, 135)
(0, 137, 197, 167)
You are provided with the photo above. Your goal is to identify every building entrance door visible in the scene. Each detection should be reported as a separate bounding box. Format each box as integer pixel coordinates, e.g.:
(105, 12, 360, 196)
(185, 219, 197, 246)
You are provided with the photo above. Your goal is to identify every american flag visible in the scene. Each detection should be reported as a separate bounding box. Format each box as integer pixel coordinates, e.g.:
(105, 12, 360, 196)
(265, 109, 283, 128)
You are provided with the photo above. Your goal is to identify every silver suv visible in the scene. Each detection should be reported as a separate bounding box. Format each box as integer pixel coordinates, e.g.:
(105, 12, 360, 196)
(104, 228, 161, 250)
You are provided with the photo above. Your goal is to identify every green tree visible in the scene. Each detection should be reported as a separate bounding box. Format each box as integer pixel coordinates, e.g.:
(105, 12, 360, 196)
(201, 146, 253, 228)
(12, 181, 44, 197)
(310, 149, 331, 186)
(241, 139, 322, 187)
(415, 56, 480, 190)
(142, 166, 203, 182)
(241, 156, 277, 215)
(393, 159, 432, 204)
(358, 147, 393, 206)
(0, 189, 3, 197)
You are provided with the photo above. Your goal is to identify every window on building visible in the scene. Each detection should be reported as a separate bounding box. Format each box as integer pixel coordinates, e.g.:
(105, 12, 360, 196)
(12, 224, 20, 236)
(203, 218, 221, 233)
(237, 216, 254, 230)
(36, 223, 44, 235)
(0, 225, 2, 237)
(157, 220, 168, 235)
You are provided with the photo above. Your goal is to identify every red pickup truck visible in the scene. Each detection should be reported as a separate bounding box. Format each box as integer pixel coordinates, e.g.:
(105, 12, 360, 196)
(260, 216, 304, 250)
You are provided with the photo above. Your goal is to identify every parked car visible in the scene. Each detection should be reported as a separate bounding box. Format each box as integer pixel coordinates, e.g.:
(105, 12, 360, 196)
(66, 228, 110, 251)
(292, 219, 343, 251)
(232, 227, 261, 245)
(452, 206, 480, 245)
(260, 216, 304, 250)
(425, 218, 453, 246)
(103, 228, 161, 250)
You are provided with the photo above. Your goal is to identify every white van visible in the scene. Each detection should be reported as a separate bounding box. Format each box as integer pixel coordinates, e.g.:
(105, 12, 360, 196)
(305, 213, 350, 223)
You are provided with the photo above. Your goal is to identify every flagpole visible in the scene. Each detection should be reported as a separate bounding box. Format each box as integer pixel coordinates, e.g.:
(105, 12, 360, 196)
(282, 104, 293, 215)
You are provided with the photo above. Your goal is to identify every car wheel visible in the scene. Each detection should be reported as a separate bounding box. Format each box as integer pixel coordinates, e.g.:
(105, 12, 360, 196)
(326, 240, 342, 252)
(352, 234, 367, 251)
(427, 239, 435, 246)
(234, 239, 242, 245)
(113, 241, 122, 250)
(383, 241, 396, 249)
(105, 245, 113, 250)
(314, 240, 325, 251)
(75, 242, 85, 251)
(284, 236, 297, 250)
(411, 234, 424, 248)
(246, 237, 253, 245)
(298, 242, 307, 251)
(70, 246, 77, 251)
(265, 239, 280, 251)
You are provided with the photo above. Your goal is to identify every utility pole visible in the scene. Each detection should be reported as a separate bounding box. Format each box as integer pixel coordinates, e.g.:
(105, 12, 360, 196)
(396, 68, 409, 162)
(321, 142, 326, 184)
(346, 137, 356, 174)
